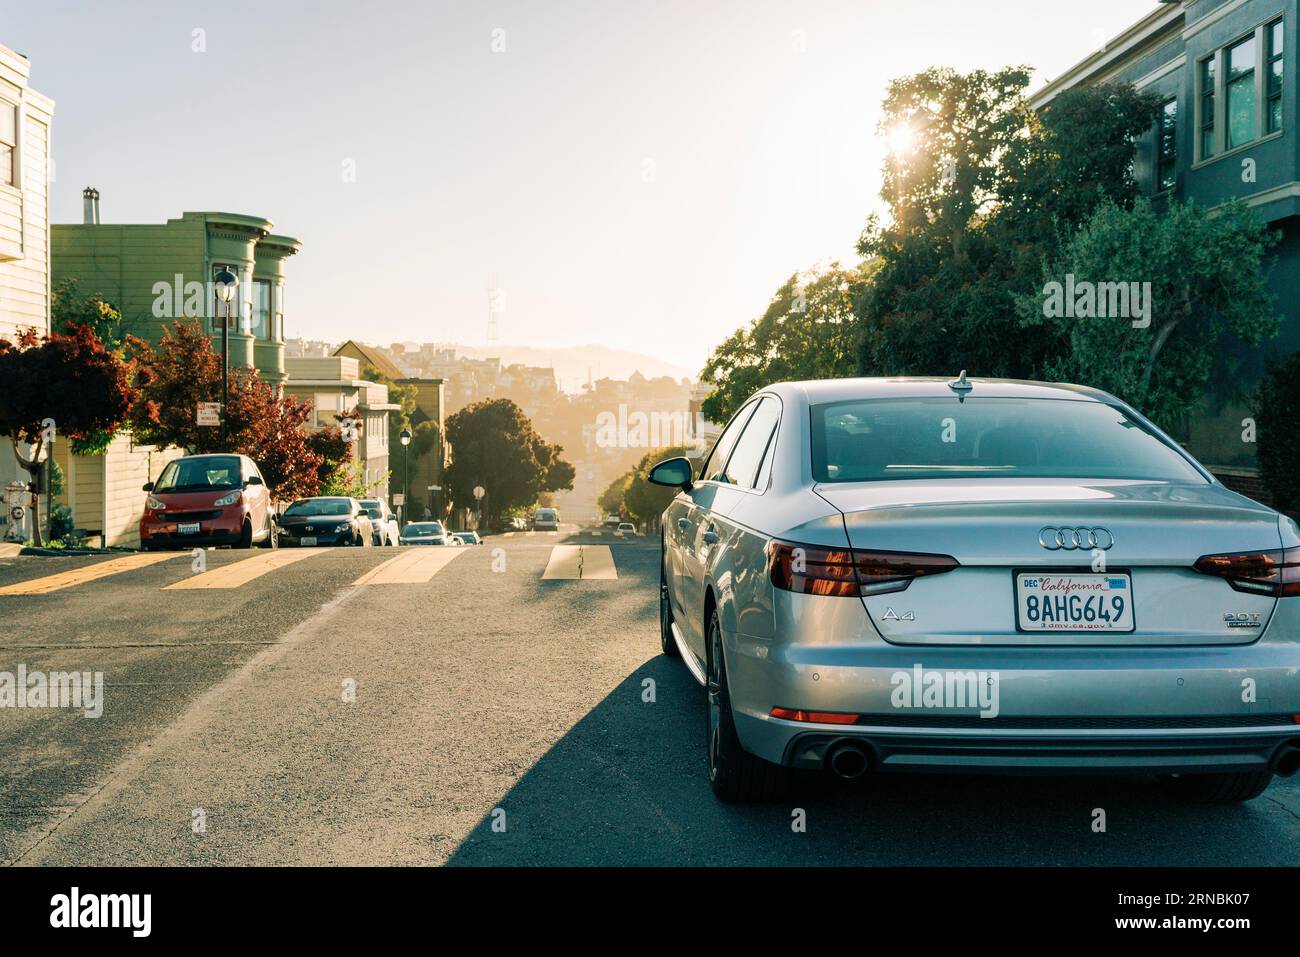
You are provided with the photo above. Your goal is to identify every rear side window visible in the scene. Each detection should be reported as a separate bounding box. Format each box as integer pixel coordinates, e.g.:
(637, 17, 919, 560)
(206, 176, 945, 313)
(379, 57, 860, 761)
(700, 401, 758, 482)
(719, 396, 780, 489)
(811, 397, 1206, 483)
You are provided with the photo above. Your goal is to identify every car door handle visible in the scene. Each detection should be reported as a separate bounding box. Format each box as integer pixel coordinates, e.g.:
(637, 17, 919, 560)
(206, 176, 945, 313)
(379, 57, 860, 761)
(677, 518, 690, 531)
(702, 528, 719, 545)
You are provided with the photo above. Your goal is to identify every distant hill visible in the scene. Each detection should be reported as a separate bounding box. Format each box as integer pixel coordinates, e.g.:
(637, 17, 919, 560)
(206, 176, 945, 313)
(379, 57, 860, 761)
(415, 343, 698, 394)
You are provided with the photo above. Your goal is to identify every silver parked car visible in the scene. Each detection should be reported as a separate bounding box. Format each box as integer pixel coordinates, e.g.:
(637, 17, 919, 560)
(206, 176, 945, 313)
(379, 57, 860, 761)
(651, 377, 1300, 803)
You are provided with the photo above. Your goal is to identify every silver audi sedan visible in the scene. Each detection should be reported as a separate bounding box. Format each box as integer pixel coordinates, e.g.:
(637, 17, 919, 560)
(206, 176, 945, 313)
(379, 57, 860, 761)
(651, 377, 1300, 803)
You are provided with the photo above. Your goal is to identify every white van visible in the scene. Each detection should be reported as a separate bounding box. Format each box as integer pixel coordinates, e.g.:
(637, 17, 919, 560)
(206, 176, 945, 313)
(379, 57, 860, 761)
(532, 507, 559, 531)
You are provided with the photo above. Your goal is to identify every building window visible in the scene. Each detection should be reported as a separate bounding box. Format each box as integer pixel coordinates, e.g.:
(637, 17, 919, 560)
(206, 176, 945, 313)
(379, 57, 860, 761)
(251, 280, 270, 339)
(273, 282, 285, 341)
(1199, 56, 1216, 158)
(1226, 34, 1257, 150)
(1157, 98, 1177, 192)
(211, 263, 240, 333)
(1267, 18, 1284, 134)
(0, 102, 16, 187)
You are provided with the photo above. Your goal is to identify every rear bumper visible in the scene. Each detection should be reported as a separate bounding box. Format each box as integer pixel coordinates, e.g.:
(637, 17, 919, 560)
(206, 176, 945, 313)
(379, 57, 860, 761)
(141, 508, 245, 548)
(727, 629, 1300, 774)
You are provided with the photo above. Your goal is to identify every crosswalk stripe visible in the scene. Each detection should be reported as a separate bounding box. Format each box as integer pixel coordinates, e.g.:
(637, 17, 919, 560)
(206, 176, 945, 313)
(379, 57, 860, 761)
(0, 551, 180, 596)
(163, 548, 324, 590)
(578, 545, 618, 579)
(541, 545, 618, 580)
(526, 530, 536, 537)
(352, 547, 465, 585)
(503, 532, 515, 538)
(541, 545, 582, 579)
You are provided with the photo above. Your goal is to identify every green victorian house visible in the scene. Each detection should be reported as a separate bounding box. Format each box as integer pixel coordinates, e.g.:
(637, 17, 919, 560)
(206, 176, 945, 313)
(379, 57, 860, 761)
(51, 194, 301, 383)
(44, 195, 302, 547)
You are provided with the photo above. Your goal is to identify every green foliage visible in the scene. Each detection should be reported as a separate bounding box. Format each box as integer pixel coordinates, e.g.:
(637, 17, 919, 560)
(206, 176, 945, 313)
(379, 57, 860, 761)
(1021, 198, 1278, 430)
(1253, 353, 1300, 519)
(855, 71, 1162, 381)
(622, 446, 692, 526)
(444, 398, 574, 523)
(700, 264, 865, 424)
(51, 278, 126, 351)
(598, 471, 631, 518)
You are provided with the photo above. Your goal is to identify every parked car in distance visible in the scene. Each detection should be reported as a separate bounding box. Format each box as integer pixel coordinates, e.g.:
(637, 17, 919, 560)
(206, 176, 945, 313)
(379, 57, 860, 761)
(452, 531, 482, 545)
(617, 522, 638, 536)
(602, 515, 622, 528)
(533, 507, 560, 531)
(654, 376, 1300, 805)
(276, 497, 368, 547)
(400, 521, 454, 546)
(360, 498, 400, 546)
(140, 454, 274, 550)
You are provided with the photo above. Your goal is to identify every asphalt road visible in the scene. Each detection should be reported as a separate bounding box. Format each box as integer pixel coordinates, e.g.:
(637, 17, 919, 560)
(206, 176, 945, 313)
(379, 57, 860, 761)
(0, 527, 1296, 866)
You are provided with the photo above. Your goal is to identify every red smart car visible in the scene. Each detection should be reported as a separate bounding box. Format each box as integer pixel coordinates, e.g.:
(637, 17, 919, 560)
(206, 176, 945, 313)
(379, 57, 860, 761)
(140, 454, 275, 550)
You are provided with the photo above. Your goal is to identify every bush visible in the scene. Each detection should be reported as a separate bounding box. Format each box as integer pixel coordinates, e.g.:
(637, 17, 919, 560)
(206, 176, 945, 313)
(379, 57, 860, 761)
(1253, 353, 1300, 520)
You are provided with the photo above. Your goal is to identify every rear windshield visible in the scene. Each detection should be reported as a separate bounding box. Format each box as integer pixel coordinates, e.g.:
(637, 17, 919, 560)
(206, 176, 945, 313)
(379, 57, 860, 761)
(404, 523, 445, 534)
(811, 397, 1206, 484)
(285, 498, 354, 516)
(155, 456, 241, 492)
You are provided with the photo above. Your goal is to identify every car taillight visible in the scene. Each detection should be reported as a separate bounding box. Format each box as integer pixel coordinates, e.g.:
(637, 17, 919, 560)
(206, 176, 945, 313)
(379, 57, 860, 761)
(768, 541, 958, 597)
(1193, 547, 1300, 597)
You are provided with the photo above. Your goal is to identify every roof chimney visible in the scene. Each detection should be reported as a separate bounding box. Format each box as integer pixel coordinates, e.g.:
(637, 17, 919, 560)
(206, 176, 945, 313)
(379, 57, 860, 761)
(82, 187, 100, 225)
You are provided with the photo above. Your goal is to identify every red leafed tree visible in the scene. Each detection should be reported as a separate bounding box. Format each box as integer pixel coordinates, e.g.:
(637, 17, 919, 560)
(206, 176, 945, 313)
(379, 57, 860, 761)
(128, 319, 334, 500)
(0, 324, 137, 545)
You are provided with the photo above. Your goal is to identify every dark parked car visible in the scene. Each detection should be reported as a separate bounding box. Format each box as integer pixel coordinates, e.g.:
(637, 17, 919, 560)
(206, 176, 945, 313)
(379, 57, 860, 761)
(452, 531, 482, 545)
(276, 497, 368, 547)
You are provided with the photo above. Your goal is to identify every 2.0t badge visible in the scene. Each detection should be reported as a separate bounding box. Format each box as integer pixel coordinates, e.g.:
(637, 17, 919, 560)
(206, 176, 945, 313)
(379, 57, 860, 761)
(1224, 612, 1263, 629)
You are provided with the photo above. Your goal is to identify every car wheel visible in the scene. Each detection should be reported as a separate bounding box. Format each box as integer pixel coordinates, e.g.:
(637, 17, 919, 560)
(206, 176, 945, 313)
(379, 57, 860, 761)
(235, 519, 253, 549)
(706, 607, 788, 802)
(660, 546, 679, 657)
(256, 516, 278, 549)
(1157, 770, 1274, 804)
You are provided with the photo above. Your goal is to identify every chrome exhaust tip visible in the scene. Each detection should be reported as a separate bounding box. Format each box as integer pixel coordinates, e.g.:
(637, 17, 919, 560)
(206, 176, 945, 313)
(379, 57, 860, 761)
(1270, 743, 1300, 778)
(826, 741, 872, 781)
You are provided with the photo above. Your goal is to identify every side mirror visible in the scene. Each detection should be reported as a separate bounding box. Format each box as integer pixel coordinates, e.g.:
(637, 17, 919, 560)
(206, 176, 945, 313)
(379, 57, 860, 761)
(648, 456, 694, 489)
(142, 482, 154, 492)
(246, 475, 264, 486)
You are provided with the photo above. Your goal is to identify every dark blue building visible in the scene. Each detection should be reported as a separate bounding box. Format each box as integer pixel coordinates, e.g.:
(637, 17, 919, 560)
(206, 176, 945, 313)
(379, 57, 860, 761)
(1034, 0, 1299, 480)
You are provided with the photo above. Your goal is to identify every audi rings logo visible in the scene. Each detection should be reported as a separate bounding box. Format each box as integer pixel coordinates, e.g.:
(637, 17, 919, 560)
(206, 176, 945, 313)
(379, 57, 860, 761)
(1038, 526, 1114, 550)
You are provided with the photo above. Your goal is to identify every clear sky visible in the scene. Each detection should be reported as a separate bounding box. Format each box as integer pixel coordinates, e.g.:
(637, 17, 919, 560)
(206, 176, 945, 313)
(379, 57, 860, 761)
(2, 0, 1154, 372)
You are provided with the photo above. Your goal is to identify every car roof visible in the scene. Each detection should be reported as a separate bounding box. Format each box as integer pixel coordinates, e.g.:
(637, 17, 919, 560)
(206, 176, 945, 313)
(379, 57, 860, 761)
(762, 377, 1116, 406)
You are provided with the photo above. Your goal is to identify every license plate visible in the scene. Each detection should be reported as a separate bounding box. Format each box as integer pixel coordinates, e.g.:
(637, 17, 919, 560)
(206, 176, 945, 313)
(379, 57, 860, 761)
(299, 536, 317, 547)
(177, 522, 200, 535)
(1016, 572, 1134, 632)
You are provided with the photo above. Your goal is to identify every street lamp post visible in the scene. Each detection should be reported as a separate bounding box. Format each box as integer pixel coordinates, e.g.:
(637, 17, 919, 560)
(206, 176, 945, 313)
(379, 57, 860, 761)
(399, 428, 412, 525)
(213, 269, 240, 447)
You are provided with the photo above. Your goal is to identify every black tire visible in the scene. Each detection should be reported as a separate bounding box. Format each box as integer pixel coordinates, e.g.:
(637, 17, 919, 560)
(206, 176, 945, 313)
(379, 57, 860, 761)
(660, 543, 679, 657)
(235, 519, 253, 550)
(706, 607, 789, 802)
(1157, 770, 1274, 804)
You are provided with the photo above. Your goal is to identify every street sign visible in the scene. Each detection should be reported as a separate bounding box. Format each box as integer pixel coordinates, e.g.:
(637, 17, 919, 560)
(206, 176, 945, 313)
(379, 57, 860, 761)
(473, 486, 485, 500)
(427, 485, 441, 492)
(197, 402, 221, 426)
(392, 493, 405, 506)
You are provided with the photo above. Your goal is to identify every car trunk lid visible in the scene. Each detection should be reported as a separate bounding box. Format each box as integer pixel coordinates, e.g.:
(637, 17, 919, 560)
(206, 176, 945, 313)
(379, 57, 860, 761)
(815, 479, 1282, 646)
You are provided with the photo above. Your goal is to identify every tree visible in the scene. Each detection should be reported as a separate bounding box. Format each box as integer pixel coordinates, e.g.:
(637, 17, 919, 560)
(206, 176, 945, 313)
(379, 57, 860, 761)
(0, 324, 137, 545)
(128, 319, 328, 499)
(854, 70, 1161, 381)
(622, 446, 692, 529)
(1254, 353, 1300, 520)
(51, 278, 126, 351)
(700, 264, 865, 424)
(598, 471, 631, 518)
(443, 398, 574, 524)
(1020, 198, 1278, 430)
